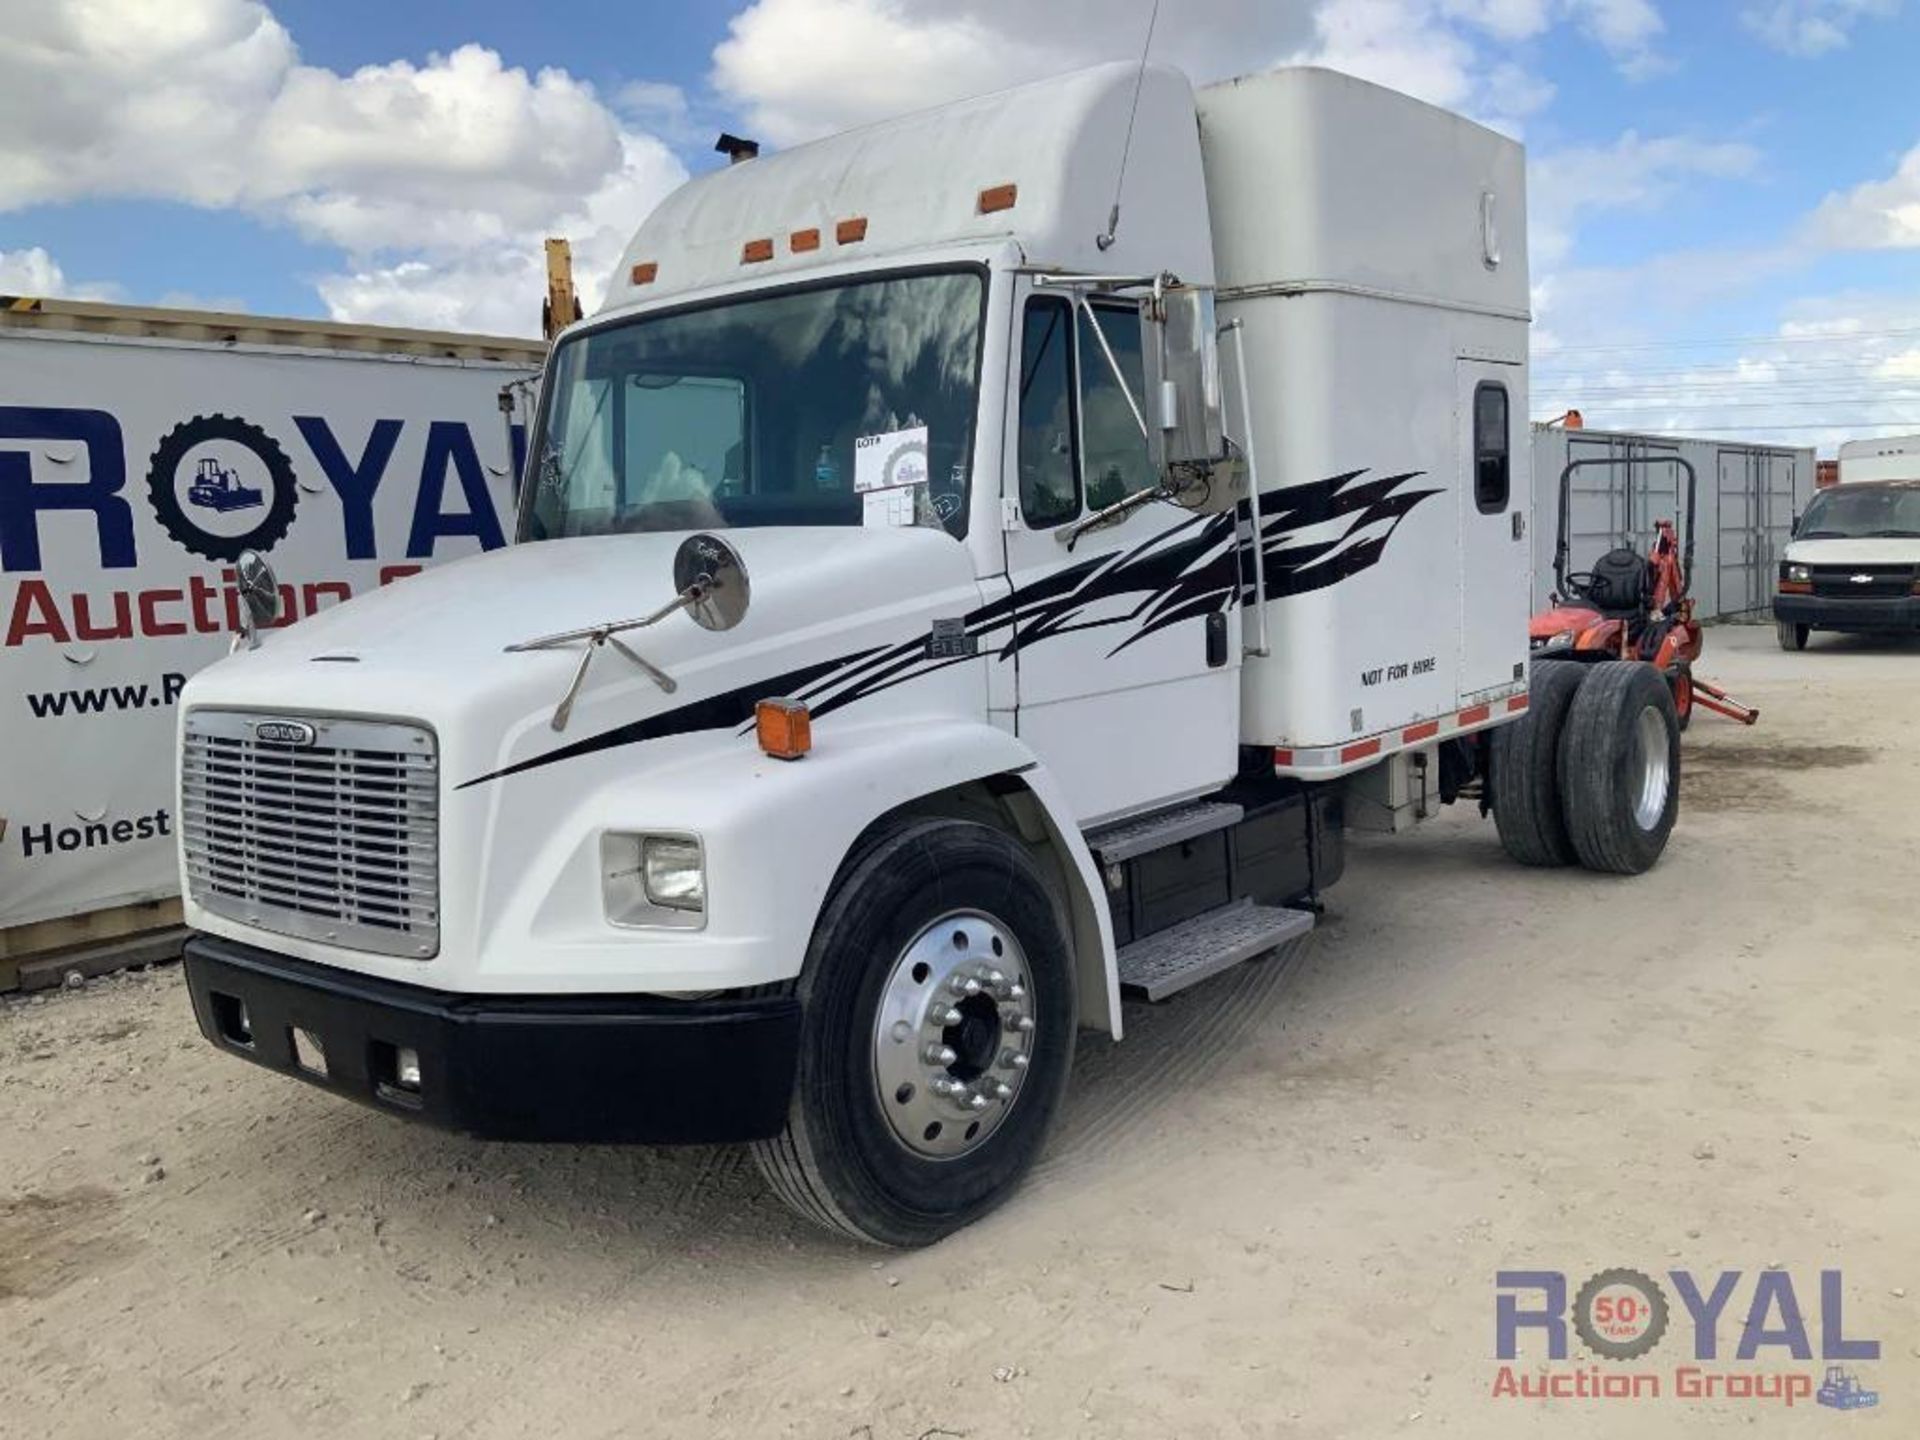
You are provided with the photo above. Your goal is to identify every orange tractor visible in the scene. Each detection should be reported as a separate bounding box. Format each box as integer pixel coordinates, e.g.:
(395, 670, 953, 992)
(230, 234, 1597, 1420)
(1530, 455, 1757, 729)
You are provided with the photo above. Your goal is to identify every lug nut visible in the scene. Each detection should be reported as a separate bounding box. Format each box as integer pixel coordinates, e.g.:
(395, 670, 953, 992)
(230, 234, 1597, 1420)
(984, 969, 1006, 988)
(966, 1092, 990, 1112)
(930, 1076, 961, 1096)
(1012, 1016, 1035, 1033)
(924, 1044, 957, 1067)
(1006, 983, 1026, 1001)
(929, 1005, 961, 1027)
(989, 1081, 1013, 1100)
(948, 974, 982, 997)
(1000, 1050, 1029, 1070)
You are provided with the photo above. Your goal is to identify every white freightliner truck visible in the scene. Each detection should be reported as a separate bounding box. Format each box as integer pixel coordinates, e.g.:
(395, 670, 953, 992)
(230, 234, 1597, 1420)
(175, 64, 1682, 1245)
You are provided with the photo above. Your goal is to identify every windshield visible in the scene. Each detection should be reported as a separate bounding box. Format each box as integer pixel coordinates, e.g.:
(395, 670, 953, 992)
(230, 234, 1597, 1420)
(522, 268, 984, 542)
(1797, 484, 1920, 539)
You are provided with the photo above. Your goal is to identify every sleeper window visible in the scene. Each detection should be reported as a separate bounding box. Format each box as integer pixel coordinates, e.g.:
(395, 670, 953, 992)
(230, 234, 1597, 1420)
(1018, 297, 1078, 528)
(1474, 382, 1510, 514)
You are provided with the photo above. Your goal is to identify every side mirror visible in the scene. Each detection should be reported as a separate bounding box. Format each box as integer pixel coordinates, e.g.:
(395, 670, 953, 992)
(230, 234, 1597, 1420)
(1140, 286, 1234, 496)
(1790, 513, 1802, 537)
(672, 532, 751, 631)
(231, 548, 282, 652)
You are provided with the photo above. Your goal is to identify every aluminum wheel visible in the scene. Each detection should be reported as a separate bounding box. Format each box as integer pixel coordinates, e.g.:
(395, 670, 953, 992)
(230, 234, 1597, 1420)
(1631, 702, 1671, 830)
(872, 910, 1038, 1160)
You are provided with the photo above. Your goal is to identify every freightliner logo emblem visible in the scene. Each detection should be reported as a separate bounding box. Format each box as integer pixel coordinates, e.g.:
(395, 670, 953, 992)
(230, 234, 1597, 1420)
(253, 719, 318, 747)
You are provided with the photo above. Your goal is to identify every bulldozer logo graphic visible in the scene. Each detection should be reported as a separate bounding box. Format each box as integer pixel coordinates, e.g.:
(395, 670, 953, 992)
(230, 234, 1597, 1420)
(145, 413, 299, 562)
(1816, 1365, 1879, 1410)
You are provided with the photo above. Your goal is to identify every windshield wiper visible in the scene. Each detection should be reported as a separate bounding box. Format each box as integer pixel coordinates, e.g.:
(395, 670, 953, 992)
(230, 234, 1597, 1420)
(1866, 528, 1920, 538)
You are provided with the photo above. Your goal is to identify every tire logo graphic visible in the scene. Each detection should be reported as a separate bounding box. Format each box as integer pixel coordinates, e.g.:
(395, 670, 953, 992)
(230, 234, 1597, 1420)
(146, 414, 299, 562)
(1573, 1267, 1670, 1361)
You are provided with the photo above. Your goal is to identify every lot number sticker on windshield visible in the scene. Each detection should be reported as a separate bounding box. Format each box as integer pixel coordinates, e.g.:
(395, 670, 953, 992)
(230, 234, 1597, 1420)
(854, 425, 929, 493)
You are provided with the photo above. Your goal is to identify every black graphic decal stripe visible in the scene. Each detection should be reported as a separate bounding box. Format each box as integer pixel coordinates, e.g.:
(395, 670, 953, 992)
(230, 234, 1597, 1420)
(458, 468, 1437, 788)
(456, 650, 884, 789)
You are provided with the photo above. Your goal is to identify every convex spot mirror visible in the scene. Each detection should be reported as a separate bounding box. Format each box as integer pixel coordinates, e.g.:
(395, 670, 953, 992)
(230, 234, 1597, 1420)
(673, 532, 751, 631)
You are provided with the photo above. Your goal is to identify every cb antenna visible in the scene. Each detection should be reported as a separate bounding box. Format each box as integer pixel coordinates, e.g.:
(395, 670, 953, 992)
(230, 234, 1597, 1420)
(1096, 0, 1161, 252)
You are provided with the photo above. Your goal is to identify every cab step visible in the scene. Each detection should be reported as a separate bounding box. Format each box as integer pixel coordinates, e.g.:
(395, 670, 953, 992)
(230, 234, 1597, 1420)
(1086, 800, 1243, 865)
(1116, 899, 1315, 1002)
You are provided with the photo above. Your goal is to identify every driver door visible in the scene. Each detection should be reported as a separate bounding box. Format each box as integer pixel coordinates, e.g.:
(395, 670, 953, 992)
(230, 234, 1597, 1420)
(999, 281, 1240, 825)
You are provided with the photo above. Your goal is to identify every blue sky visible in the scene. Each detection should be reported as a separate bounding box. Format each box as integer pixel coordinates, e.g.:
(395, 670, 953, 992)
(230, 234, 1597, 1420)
(2, 0, 1918, 450)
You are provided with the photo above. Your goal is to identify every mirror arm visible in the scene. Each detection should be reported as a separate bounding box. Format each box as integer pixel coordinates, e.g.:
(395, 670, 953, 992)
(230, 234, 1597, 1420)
(1220, 317, 1269, 658)
(605, 633, 678, 694)
(1057, 481, 1171, 551)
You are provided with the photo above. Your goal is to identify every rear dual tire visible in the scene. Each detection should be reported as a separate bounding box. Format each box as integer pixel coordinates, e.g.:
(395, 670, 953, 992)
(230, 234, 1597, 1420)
(1491, 661, 1588, 866)
(1493, 660, 1680, 876)
(1558, 662, 1681, 875)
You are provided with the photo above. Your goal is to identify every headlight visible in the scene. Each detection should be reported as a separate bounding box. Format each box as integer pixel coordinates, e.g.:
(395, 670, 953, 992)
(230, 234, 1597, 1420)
(643, 836, 705, 911)
(1534, 630, 1576, 652)
(602, 832, 704, 926)
(1785, 563, 1811, 583)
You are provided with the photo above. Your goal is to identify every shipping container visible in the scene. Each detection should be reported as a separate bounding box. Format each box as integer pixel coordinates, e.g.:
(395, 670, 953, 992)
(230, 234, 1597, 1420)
(1531, 424, 1815, 620)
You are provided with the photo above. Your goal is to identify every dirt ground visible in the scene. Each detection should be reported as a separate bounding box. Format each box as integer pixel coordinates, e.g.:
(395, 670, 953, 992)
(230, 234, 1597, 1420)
(4, 624, 1917, 1439)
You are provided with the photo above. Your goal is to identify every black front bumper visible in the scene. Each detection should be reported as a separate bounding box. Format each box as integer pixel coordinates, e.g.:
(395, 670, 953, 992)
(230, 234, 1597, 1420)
(1775, 594, 1920, 633)
(184, 935, 800, 1144)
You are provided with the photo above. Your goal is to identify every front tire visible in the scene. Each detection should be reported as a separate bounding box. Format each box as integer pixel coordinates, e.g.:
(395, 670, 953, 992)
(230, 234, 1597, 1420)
(750, 818, 1076, 1247)
(1776, 620, 1809, 651)
(1558, 661, 1681, 875)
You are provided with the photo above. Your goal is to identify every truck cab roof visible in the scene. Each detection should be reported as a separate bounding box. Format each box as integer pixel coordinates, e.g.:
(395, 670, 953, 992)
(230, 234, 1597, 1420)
(601, 61, 1214, 316)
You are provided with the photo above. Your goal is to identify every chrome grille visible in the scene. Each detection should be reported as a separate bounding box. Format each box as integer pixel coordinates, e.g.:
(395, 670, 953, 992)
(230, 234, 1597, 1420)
(181, 710, 439, 958)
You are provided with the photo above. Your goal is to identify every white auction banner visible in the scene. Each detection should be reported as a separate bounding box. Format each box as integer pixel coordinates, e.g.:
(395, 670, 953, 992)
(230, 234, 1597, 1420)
(0, 328, 541, 928)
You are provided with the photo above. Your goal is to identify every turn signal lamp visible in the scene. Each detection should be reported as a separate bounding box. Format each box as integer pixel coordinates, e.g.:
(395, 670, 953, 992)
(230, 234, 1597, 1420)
(756, 698, 812, 760)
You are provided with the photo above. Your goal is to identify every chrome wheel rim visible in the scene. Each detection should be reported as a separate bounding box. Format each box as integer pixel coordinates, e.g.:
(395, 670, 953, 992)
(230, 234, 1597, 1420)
(1631, 703, 1671, 830)
(872, 910, 1037, 1160)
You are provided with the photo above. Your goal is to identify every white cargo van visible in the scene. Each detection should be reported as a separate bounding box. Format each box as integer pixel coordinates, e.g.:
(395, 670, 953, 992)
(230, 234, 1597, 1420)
(172, 64, 1682, 1245)
(1773, 435, 1920, 649)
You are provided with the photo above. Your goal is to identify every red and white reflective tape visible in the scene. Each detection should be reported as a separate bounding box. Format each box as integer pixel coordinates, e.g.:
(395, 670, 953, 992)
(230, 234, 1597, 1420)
(1273, 690, 1528, 779)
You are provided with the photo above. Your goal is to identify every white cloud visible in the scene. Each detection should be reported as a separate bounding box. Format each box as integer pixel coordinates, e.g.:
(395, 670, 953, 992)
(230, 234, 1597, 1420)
(1566, 0, 1667, 75)
(710, 0, 1645, 152)
(1808, 138, 1920, 249)
(1296, 0, 1480, 110)
(1529, 283, 1920, 454)
(0, 0, 688, 334)
(1530, 131, 1763, 268)
(315, 133, 687, 335)
(0, 245, 119, 300)
(711, 0, 1051, 147)
(1742, 0, 1898, 56)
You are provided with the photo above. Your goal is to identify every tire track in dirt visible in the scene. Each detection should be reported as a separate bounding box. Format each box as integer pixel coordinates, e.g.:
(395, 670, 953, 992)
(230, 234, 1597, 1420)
(1036, 936, 1317, 1184)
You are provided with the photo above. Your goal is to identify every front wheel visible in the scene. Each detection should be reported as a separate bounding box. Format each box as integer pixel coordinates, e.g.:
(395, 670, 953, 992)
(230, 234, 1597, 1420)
(750, 818, 1076, 1247)
(1558, 661, 1681, 875)
(1776, 620, 1809, 652)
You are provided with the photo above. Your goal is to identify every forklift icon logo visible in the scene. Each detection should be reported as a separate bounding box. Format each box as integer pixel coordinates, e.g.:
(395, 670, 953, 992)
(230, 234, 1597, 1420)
(1816, 1366, 1879, 1411)
(186, 456, 264, 513)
